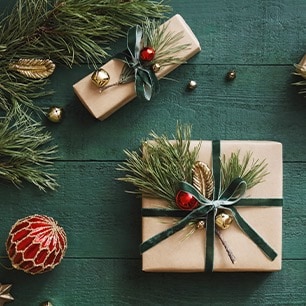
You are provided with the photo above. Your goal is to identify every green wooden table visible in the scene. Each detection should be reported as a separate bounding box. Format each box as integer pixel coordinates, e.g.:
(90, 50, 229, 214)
(1, 0, 306, 305)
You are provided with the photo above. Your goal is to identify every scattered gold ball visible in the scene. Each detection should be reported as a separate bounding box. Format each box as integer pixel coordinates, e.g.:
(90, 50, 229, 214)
(196, 220, 205, 230)
(215, 213, 233, 230)
(41, 302, 53, 306)
(226, 70, 236, 80)
(47, 106, 64, 123)
(152, 63, 161, 73)
(187, 80, 197, 90)
(91, 68, 110, 88)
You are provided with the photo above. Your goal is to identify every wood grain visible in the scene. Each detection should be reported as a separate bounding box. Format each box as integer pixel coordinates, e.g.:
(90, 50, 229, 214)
(0, 0, 306, 305)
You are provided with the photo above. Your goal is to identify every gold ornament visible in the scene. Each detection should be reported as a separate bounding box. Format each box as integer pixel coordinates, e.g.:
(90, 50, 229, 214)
(91, 68, 110, 88)
(9, 58, 55, 79)
(0, 283, 14, 305)
(196, 220, 205, 229)
(192, 161, 214, 199)
(41, 302, 53, 306)
(47, 106, 64, 123)
(187, 80, 197, 90)
(152, 63, 161, 73)
(215, 213, 233, 230)
(226, 70, 236, 80)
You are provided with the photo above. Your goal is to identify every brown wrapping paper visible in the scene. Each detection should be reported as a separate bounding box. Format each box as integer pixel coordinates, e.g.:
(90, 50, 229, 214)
(142, 141, 282, 272)
(73, 14, 201, 120)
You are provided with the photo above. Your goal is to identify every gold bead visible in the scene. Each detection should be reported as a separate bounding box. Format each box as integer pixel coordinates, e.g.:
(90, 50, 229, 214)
(41, 302, 53, 306)
(196, 220, 205, 229)
(152, 63, 161, 73)
(47, 106, 64, 123)
(91, 68, 110, 88)
(226, 70, 236, 80)
(187, 80, 197, 90)
(215, 213, 233, 230)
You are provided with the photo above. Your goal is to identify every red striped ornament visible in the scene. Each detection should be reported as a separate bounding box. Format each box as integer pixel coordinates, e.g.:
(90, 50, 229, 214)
(6, 215, 67, 275)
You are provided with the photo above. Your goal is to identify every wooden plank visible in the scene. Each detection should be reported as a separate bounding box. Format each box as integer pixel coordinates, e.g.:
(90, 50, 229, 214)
(42, 64, 306, 162)
(0, 259, 305, 305)
(0, 162, 304, 259)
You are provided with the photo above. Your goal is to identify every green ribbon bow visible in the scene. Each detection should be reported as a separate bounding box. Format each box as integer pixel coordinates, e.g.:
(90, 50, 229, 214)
(115, 25, 160, 101)
(140, 140, 282, 272)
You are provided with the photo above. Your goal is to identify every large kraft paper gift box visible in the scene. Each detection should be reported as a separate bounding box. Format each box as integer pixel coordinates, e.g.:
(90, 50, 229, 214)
(73, 14, 201, 120)
(142, 141, 283, 272)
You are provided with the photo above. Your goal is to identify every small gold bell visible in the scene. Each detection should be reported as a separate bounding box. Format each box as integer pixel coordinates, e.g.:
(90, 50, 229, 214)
(41, 302, 53, 306)
(196, 220, 205, 229)
(187, 80, 197, 90)
(152, 63, 161, 73)
(47, 106, 64, 123)
(226, 70, 236, 80)
(215, 213, 233, 230)
(91, 68, 110, 88)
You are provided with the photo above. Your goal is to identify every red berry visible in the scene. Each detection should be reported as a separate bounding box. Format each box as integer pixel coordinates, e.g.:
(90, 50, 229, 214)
(175, 190, 199, 210)
(6, 215, 67, 275)
(140, 47, 155, 62)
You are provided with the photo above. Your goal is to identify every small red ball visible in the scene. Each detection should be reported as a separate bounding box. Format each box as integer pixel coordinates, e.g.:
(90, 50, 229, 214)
(140, 47, 155, 62)
(175, 190, 199, 210)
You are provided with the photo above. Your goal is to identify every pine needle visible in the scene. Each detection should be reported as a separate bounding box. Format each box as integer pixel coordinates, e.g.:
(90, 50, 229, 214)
(117, 124, 200, 207)
(220, 151, 269, 192)
(0, 101, 58, 191)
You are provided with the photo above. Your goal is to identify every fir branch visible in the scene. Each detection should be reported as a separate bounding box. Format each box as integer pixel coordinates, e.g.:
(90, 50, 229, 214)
(0, 0, 170, 67)
(0, 101, 58, 191)
(143, 18, 190, 66)
(0, 0, 170, 111)
(220, 151, 269, 192)
(117, 124, 200, 206)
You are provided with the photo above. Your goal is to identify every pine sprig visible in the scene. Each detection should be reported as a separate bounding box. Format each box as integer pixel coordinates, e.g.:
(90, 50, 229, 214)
(119, 125, 270, 205)
(118, 124, 201, 205)
(0, 0, 170, 111)
(220, 151, 269, 192)
(143, 18, 190, 66)
(0, 101, 58, 191)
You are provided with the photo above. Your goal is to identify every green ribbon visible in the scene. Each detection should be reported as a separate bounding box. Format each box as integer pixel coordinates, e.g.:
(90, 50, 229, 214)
(115, 25, 160, 101)
(140, 140, 282, 272)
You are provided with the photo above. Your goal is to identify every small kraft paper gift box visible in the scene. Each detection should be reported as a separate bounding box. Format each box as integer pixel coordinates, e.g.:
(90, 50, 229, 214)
(140, 140, 283, 272)
(73, 14, 201, 120)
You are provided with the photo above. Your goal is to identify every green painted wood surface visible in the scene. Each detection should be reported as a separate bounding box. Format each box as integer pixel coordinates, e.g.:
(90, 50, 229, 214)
(1, 0, 306, 305)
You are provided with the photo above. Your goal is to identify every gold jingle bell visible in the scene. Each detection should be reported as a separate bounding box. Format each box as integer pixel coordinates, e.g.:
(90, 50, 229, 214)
(196, 220, 205, 230)
(47, 106, 64, 123)
(152, 63, 161, 73)
(215, 213, 233, 230)
(91, 68, 110, 88)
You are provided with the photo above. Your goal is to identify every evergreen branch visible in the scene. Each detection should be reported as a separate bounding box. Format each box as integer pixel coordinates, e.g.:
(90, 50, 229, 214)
(0, 0, 170, 111)
(117, 124, 200, 207)
(0, 101, 58, 191)
(0, 0, 170, 67)
(143, 18, 190, 66)
(220, 151, 269, 192)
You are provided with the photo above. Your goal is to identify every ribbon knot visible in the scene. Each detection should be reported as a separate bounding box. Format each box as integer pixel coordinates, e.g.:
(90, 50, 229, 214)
(115, 25, 160, 101)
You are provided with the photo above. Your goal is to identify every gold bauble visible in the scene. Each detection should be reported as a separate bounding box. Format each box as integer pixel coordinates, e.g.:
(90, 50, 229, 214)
(41, 302, 53, 306)
(91, 68, 110, 87)
(196, 220, 205, 230)
(226, 70, 236, 80)
(152, 63, 161, 73)
(215, 213, 233, 230)
(47, 106, 64, 123)
(187, 80, 197, 90)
